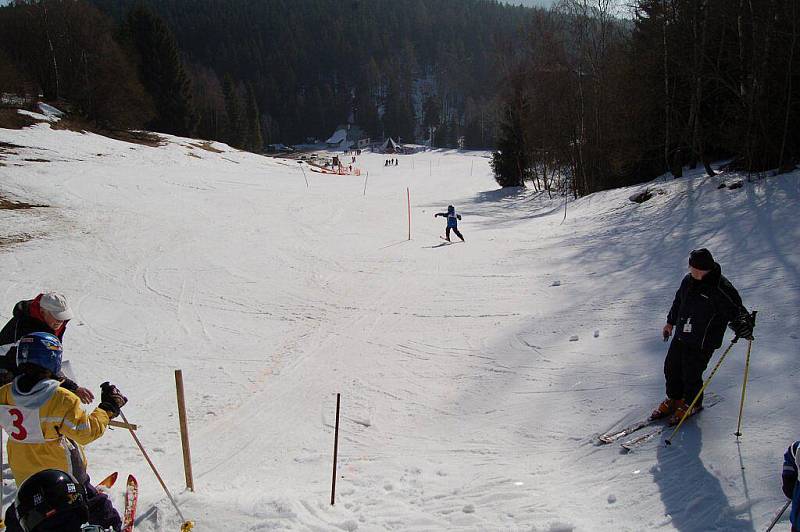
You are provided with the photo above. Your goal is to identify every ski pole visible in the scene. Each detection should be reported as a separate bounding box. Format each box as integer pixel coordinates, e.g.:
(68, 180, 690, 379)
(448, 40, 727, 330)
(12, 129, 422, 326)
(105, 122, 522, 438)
(0, 429, 5, 530)
(665, 336, 739, 445)
(764, 499, 790, 532)
(735, 311, 757, 438)
(118, 409, 194, 530)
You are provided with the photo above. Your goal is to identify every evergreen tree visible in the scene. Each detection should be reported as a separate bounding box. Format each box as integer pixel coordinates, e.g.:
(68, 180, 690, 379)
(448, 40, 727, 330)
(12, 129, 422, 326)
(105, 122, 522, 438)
(0, 0, 153, 129)
(222, 74, 242, 148)
(491, 98, 528, 187)
(124, 4, 196, 136)
(245, 83, 263, 152)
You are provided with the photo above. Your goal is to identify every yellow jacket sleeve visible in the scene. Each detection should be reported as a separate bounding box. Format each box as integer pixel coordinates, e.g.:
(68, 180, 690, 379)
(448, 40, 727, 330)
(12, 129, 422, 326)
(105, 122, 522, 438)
(53, 389, 109, 445)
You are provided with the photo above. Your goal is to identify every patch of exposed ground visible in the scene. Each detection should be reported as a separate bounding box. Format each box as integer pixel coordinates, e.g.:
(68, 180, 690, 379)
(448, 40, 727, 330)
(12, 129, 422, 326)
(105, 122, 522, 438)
(0, 109, 37, 129)
(0, 233, 33, 248)
(0, 140, 21, 165)
(191, 141, 224, 153)
(51, 117, 163, 147)
(0, 195, 47, 210)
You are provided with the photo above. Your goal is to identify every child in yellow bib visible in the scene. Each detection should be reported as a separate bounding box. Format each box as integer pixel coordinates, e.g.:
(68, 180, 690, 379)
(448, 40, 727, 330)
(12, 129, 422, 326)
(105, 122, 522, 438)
(0, 333, 127, 531)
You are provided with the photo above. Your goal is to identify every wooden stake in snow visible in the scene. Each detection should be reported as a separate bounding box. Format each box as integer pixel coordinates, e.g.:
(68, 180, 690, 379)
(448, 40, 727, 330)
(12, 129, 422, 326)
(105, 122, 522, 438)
(175, 370, 195, 492)
(407, 187, 411, 240)
(119, 408, 190, 525)
(330, 393, 341, 505)
(299, 162, 309, 188)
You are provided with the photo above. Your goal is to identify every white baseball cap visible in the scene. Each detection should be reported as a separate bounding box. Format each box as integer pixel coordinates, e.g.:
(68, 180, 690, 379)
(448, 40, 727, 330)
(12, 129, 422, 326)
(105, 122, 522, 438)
(39, 292, 74, 321)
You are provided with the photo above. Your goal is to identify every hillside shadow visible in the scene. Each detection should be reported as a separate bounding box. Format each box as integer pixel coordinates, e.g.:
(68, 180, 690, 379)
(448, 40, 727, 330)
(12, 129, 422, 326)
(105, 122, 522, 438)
(655, 428, 754, 531)
(744, 178, 800, 295)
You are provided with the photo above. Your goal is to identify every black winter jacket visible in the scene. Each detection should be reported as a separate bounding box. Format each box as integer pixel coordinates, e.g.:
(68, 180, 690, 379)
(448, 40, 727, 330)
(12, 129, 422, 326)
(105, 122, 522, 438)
(0, 299, 78, 391)
(667, 263, 748, 351)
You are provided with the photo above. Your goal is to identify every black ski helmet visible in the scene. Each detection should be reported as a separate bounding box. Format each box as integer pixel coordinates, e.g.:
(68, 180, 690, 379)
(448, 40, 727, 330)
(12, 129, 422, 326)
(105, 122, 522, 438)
(447, 205, 454, 213)
(15, 469, 89, 532)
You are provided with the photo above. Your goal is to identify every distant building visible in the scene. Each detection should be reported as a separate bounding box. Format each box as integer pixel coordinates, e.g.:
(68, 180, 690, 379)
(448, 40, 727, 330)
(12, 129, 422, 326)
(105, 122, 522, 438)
(326, 124, 369, 150)
(380, 137, 403, 154)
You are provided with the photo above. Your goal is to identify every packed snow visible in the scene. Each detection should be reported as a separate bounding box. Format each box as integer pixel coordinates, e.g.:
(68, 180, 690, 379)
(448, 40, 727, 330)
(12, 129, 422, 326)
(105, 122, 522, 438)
(0, 122, 798, 531)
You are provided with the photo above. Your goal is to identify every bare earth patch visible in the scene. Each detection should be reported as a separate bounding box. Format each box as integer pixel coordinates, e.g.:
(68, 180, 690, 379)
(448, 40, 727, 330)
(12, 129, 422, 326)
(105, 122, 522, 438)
(191, 141, 224, 153)
(52, 117, 163, 147)
(0, 109, 37, 129)
(0, 233, 33, 248)
(0, 195, 47, 210)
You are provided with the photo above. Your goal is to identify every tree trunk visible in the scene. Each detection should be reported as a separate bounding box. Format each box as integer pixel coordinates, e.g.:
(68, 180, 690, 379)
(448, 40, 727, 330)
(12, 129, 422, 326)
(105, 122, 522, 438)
(42, 4, 59, 100)
(663, 0, 673, 176)
(778, 0, 797, 173)
(696, 0, 715, 176)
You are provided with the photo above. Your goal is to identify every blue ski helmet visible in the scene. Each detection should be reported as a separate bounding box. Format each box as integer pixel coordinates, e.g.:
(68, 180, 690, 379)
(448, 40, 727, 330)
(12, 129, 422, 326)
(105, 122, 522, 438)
(17, 332, 62, 375)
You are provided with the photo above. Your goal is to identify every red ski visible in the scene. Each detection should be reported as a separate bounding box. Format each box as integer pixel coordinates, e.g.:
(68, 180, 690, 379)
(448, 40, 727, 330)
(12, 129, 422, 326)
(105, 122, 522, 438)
(122, 475, 138, 532)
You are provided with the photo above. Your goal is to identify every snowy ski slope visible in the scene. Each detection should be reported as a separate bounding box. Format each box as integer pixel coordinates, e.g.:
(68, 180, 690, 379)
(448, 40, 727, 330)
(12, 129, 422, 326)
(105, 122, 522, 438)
(0, 122, 798, 531)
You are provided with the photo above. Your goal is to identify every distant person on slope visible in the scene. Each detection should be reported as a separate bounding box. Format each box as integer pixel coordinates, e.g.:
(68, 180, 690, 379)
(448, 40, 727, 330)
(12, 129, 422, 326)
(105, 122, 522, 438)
(434, 205, 465, 242)
(0, 333, 126, 531)
(783, 440, 800, 531)
(651, 248, 752, 425)
(0, 293, 94, 403)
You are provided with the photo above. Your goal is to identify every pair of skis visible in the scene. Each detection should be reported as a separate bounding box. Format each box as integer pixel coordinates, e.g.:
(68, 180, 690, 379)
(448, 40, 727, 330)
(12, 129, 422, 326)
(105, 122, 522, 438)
(597, 395, 720, 451)
(98, 472, 138, 532)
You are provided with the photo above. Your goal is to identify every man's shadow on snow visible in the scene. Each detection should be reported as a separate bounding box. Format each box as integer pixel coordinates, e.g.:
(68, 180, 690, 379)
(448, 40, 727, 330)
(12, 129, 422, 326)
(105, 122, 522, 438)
(654, 426, 753, 531)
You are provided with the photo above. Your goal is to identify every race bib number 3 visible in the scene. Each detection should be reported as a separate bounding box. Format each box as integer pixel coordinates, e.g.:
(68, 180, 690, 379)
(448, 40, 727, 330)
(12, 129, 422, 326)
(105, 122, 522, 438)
(0, 405, 46, 443)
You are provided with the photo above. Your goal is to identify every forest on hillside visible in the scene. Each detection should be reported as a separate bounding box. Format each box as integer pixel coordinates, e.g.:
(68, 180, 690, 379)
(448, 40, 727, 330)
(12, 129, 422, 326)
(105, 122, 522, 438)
(0, 0, 534, 150)
(2, 0, 796, 197)
(491, 0, 799, 195)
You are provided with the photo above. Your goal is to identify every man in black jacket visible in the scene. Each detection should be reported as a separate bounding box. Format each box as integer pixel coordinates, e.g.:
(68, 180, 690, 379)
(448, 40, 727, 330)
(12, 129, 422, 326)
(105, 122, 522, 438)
(651, 249, 753, 425)
(0, 293, 94, 403)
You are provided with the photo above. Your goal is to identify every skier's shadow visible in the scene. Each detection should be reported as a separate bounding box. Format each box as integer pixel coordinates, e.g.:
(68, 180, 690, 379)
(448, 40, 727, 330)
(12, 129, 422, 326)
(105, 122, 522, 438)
(654, 427, 754, 531)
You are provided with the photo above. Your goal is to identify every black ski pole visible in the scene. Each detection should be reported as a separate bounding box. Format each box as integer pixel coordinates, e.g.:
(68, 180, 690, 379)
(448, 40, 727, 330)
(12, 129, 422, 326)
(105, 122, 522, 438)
(764, 500, 790, 532)
(735, 310, 757, 438)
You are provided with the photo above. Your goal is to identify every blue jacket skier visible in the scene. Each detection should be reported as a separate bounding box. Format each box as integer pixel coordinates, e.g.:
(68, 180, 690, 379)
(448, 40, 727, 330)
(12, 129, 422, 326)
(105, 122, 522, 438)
(784, 441, 800, 531)
(434, 205, 465, 242)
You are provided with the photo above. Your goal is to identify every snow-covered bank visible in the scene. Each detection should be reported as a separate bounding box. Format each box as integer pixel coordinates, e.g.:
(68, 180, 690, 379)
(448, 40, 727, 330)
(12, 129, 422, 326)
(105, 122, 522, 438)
(1, 122, 798, 531)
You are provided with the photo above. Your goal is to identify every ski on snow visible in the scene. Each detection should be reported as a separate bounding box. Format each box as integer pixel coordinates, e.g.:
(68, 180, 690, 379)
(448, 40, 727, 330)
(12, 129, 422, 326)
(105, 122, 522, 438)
(97, 472, 118, 493)
(598, 394, 721, 447)
(598, 417, 660, 444)
(122, 475, 139, 532)
(620, 394, 722, 451)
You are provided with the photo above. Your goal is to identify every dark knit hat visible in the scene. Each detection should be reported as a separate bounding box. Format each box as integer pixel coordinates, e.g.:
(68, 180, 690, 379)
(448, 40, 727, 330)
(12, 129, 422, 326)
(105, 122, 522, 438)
(689, 248, 715, 270)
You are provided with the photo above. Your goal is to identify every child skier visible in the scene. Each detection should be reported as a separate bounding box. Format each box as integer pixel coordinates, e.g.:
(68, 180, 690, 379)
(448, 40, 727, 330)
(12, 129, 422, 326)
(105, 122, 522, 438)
(784, 440, 800, 531)
(14, 469, 115, 531)
(0, 332, 127, 531)
(434, 205, 465, 242)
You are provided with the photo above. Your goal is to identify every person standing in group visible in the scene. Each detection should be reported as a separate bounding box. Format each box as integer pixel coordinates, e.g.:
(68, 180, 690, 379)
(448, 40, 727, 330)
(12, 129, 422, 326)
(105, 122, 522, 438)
(434, 205, 465, 242)
(651, 248, 752, 425)
(0, 293, 93, 403)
